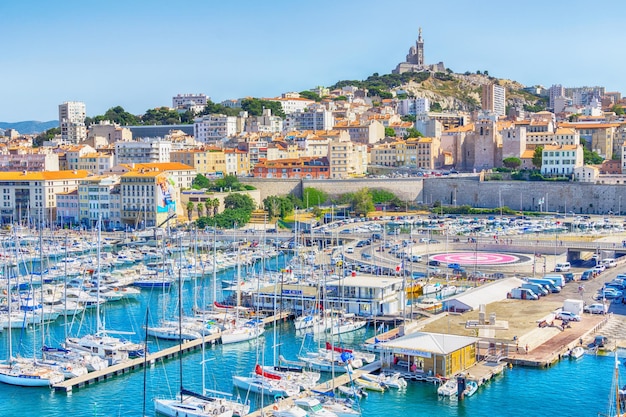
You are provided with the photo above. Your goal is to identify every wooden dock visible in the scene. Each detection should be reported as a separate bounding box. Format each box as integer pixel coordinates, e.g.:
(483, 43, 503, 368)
(53, 311, 291, 393)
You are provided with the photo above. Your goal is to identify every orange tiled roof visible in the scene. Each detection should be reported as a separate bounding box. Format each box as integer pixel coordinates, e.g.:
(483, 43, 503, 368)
(0, 170, 90, 181)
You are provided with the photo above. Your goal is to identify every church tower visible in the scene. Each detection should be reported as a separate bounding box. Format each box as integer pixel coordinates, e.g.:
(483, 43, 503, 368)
(416, 27, 424, 67)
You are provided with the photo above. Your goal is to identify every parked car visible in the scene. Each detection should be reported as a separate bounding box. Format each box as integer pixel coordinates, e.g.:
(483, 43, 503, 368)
(555, 311, 581, 322)
(563, 272, 575, 282)
(588, 335, 608, 349)
(583, 303, 608, 314)
(581, 270, 594, 280)
(598, 288, 622, 300)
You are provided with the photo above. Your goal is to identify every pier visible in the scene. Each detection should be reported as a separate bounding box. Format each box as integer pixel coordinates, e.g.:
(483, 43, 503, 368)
(53, 311, 290, 393)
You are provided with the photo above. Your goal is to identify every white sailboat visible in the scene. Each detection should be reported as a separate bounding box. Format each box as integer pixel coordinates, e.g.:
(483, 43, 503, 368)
(0, 233, 65, 388)
(155, 230, 242, 417)
(65, 219, 144, 365)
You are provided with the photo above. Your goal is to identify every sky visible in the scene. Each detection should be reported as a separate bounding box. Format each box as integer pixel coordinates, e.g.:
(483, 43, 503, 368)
(1, 0, 625, 122)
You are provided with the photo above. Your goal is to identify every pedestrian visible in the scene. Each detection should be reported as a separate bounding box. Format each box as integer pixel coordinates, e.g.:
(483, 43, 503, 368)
(579, 338, 583, 346)
(516, 342, 519, 353)
(525, 344, 529, 354)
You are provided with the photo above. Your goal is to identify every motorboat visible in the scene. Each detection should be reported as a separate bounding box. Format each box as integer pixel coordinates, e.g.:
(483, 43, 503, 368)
(463, 380, 478, 397)
(361, 372, 407, 389)
(437, 378, 458, 397)
(354, 377, 385, 392)
(294, 397, 339, 417)
(154, 389, 235, 417)
(569, 346, 585, 359)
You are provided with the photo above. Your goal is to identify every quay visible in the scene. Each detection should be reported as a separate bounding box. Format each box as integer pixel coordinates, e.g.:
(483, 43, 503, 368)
(53, 311, 290, 393)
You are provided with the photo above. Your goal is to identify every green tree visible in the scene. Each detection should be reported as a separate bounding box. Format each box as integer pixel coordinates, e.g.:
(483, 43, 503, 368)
(430, 102, 443, 112)
(196, 202, 204, 219)
(532, 146, 543, 169)
(224, 193, 255, 212)
(384, 127, 396, 137)
(302, 188, 328, 208)
(503, 157, 522, 169)
(192, 174, 211, 189)
(299, 90, 321, 102)
(611, 104, 625, 116)
(204, 198, 212, 217)
(241, 98, 285, 118)
(583, 148, 604, 164)
(33, 127, 61, 147)
(263, 196, 282, 219)
(351, 188, 374, 217)
(141, 107, 181, 125)
(212, 198, 220, 216)
(186, 201, 194, 221)
(404, 128, 423, 139)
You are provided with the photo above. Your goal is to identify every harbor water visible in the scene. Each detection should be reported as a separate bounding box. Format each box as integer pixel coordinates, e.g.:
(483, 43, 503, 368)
(0, 253, 619, 416)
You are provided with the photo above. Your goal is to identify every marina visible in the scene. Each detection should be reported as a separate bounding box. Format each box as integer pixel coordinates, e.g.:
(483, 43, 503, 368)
(1, 216, 626, 416)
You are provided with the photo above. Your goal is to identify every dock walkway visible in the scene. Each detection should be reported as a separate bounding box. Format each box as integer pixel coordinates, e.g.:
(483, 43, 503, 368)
(53, 312, 290, 393)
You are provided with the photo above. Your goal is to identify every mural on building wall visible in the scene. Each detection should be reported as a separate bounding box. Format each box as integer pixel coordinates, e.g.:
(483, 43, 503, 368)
(157, 174, 177, 213)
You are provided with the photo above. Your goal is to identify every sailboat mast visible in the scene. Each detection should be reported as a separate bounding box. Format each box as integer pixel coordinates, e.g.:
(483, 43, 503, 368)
(178, 235, 184, 397)
(96, 215, 102, 333)
(212, 228, 217, 305)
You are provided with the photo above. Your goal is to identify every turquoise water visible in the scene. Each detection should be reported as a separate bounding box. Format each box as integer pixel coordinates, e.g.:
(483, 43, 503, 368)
(0, 260, 619, 416)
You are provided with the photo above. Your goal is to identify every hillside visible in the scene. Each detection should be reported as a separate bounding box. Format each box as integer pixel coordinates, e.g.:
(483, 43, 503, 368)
(0, 120, 59, 134)
(330, 71, 546, 112)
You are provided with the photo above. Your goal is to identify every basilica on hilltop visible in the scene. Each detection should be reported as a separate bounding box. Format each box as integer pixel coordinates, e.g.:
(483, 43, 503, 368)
(392, 27, 446, 74)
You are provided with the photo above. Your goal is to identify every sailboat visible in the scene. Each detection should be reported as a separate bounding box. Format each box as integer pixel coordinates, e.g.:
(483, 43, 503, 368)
(154, 232, 239, 417)
(0, 233, 65, 387)
(65, 219, 144, 365)
(220, 241, 265, 344)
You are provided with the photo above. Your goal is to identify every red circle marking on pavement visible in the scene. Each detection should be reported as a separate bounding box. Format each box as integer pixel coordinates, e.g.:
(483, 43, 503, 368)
(429, 252, 519, 265)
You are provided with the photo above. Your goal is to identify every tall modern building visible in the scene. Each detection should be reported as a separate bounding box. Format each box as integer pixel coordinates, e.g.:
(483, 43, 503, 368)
(481, 84, 506, 117)
(59, 101, 87, 143)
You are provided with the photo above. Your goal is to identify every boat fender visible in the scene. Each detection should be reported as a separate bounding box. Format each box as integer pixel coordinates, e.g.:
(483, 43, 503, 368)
(213, 409, 218, 416)
(220, 406, 225, 413)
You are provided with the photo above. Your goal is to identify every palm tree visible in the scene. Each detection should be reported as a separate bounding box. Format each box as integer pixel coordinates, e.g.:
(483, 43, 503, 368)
(196, 202, 204, 219)
(204, 198, 212, 217)
(186, 201, 194, 221)
(212, 198, 220, 217)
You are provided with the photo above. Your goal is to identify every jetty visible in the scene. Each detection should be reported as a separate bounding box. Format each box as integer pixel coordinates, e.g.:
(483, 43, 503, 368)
(53, 311, 290, 393)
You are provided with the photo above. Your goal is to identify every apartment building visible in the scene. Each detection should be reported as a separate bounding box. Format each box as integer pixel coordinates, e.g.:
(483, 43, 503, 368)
(194, 114, 239, 143)
(59, 101, 87, 144)
(115, 139, 172, 164)
(541, 144, 584, 176)
(0, 170, 90, 225)
(224, 149, 250, 176)
(78, 175, 121, 228)
(77, 152, 115, 175)
(252, 157, 329, 179)
(481, 83, 506, 117)
(87, 120, 133, 144)
(284, 108, 334, 131)
(170, 147, 227, 177)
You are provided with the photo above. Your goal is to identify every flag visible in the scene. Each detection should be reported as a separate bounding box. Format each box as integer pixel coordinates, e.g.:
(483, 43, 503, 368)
(396, 260, 404, 272)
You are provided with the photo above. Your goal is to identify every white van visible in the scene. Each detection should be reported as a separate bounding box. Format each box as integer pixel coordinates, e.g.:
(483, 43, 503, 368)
(555, 262, 571, 272)
(602, 258, 617, 268)
(410, 254, 422, 262)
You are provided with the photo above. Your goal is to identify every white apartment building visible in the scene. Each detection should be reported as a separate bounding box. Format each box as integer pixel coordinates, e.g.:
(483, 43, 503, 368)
(397, 98, 430, 116)
(59, 101, 87, 143)
(115, 139, 172, 164)
(541, 144, 583, 176)
(284, 108, 334, 131)
(194, 114, 238, 143)
(57, 189, 79, 226)
(172, 93, 208, 109)
(0, 170, 90, 225)
(267, 95, 314, 114)
(327, 138, 368, 178)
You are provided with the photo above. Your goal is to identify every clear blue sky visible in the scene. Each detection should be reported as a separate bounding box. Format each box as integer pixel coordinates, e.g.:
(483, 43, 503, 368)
(2, 0, 625, 122)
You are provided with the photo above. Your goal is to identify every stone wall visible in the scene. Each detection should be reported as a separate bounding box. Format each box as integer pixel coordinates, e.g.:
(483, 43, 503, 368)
(241, 177, 626, 215)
